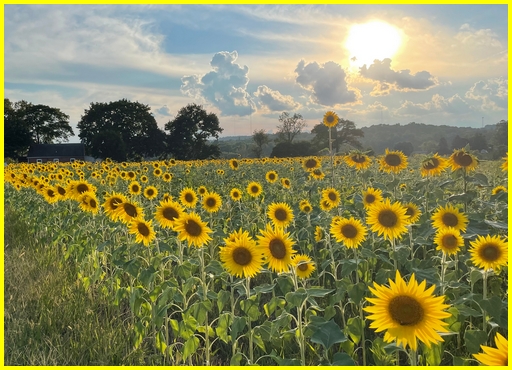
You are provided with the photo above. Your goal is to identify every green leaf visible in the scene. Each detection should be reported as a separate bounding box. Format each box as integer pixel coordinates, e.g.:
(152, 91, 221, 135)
(215, 312, 231, 343)
(231, 316, 246, 341)
(240, 295, 261, 322)
(306, 287, 334, 298)
(254, 283, 276, 294)
(310, 319, 347, 350)
(346, 317, 364, 344)
(253, 321, 272, 342)
(332, 352, 355, 366)
(285, 288, 307, 308)
(347, 282, 366, 305)
(464, 329, 487, 354)
(217, 289, 230, 313)
(155, 330, 167, 355)
(484, 219, 508, 230)
(422, 341, 442, 366)
(124, 258, 141, 278)
(467, 173, 488, 186)
(480, 296, 504, 325)
(230, 351, 243, 366)
(264, 296, 286, 318)
(456, 304, 482, 318)
(138, 265, 156, 288)
(183, 336, 200, 361)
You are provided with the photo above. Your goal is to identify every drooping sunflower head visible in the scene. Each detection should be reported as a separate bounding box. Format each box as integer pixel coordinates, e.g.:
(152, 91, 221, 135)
(323, 111, 339, 128)
(267, 202, 294, 229)
(229, 158, 240, 170)
(174, 212, 213, 248)
(330, 216, 367, 249)
(299, 200, 313, 214)
(321, 187, 341, 208)
(180, 187, 198, 208)
(154, 199, 184, 229)
(115, 200, 144, 223)
(431, 204, 468, 232)
(366, 198, 409, 240)
(281, 177, 291, 189)
(128, 218, 156, 247)
(469, 234, 508, 271)
(420, 154, 448, 177)
(247, 181, 263, 197)
(379, 149, 408, 174)
(473, 332, 508, 366)
(310, 168, 325, 180)
(265, 170, 279, 183)
(302, 157, 321, 172)
(501, 153, 508, 172)
(256, 223, 296, 273)
(434, 227, 464, 256)
(202, 191, 222, 213)
(102, 192, 127, 221)
(449, 148, 478, 172)
(143, 185, 158, 200)
(492, 185, 507, 195)
(362, 187, 383, 209)
(42, 186, 59, 204)
(364, 270, 451, 351)
(219, 233, 264, 278)
(78, 191, 100, 215)
(319, 198, 335, 211)
(403, 202, 422, 224)
(292, 254, 316, 279)
(345, 152, 372, 171)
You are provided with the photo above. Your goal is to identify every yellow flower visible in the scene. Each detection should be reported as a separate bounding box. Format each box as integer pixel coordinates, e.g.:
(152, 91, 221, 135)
(330, 216, 367, 249)
(267, 202, 294, 229)
(229, 158, 240, 170)
(362, 187, 383, 209)
(292, 254, 316, 279)
(345, 152, 372, 171)
(501, 153, 508, 172)
(403, 202, 422, 224)
(366, 198, 409, 240)
(202, 191, 222, 213)
(180, 187, 198, 208)
(473, 332, 508, 366)
(265, 170, 279, 183)
(302, 157, 321, 172)
(469, 234, 508, 271)
(314, 226, 323, 242)
(143, 185, 158, 200)
(219, 232, 264, 278)
(247, 181, 263, 197)
(42, 185, 59, 204)
(321, 187, 341, 209)
(154, 199, 184, 229)
(256, 224, 296, 273)
(128, 181, 142, 195)
(102, 192, 127, 221)
(492, 185, 507, 195)
(379, 149, 408, 174)
(77, 191, 100, 215)
(323, 111, 339, 128)
(230, 188, 242, 201)
(431, 204, 468, 232)
(114, 200, 144, 224)
(310, 168, 325, 180)
(197, 186, 208, 196)
(434, 227, 464, 256)
(281, 178, 291, 189)
(174, 212, 213, 248)
(448, 148, 478, 172)
(128, 218, 156, 246)
(364, 270, 451, 351)
(299, 200, 313, 214)
(420, 154, 448, 177)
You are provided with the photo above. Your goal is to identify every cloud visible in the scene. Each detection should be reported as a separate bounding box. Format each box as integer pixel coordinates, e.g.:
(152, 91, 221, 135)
(395, 93, 471, 117)
(155, 105, 172, 116)
(456, 23, 502, 48)
(464, 77, 507, 111)
(360, 59, 438, 95)
(180, 51, 256, 116)
(295, 60, 359, 106)
(253, 85, 299, 112)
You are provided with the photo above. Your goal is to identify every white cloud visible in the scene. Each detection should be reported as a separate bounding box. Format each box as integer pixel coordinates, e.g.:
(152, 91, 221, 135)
(295, 60, 360, 106)
(395, 93, 472, 117)
(155, 105, 173, 116)
(464, 77, 507, 111)
(253, 85, 300, 112)
(180, 51, 256, 116)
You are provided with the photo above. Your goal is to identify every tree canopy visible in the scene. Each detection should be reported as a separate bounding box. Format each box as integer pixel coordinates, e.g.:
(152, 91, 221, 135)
(311, 118, 364, 153)
(275, 112, 307, 143)
(252, 129, 270, 158)
(164, 103, 223, 160)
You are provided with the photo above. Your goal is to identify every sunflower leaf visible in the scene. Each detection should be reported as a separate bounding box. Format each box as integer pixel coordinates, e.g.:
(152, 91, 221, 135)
(332, 352, 356, 366)
(463, 329, 487, 354)
(310, 319, 347, 350)
(483, 219, 508, 230)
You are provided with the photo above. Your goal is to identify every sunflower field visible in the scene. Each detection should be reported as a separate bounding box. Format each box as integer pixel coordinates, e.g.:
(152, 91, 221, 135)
(4, 141, 508, 365)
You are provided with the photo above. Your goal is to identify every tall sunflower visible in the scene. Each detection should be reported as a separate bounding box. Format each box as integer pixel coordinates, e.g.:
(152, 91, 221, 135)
(202, 191, 222, 213)
(154, 199, 184, 229)
(267, 202, 294, 229)
(362, 187, 383, 209)
(434, 227, 464, 256)
(420, 154, 448, 177)
(379, 149, 408, 174)
(321, 187, 341, 209)
(42, 186, 59, 204)
(473, 332, 508, 366)
(431, 204, 468, 232)
(310, 169, 325, 180)
(197, 186, 208, 196)
(114, 200, 144, 224)
(128, 218, 156, 246)
(77, 192, 100, 215)
(366, 198, 409, 240)
(302, 157, 321, 172)
(449, 148, 478, 172)
(292, 254, 316, 279)
(180, 187, 198, 208)
(364, 270, 451, 351)
(219, 233, 264, 278)
(330, 216, 367, 249)
(174, 212, 213, 248)
(323, 111, 339, 128)
(102, 192, 127, 221)
(469, 234, 508, 271)
(256, 224, 296, 273)
(265, 170, 279, 183)
(314, 226, 323, 242)
(345, 152, 372, 171)
(247, 181, 263, 197)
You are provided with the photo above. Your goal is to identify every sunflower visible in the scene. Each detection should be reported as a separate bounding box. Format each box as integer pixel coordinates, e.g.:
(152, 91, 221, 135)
(127, 171, 136, 180)
(431, 204, 468, 232)
(321, 187, 341, 209)
(366, 198, 409, 240)
(330, 216, 367, 249)
(492, 185, 507, 195)
(403, 202, 422, 224)
(310, 168, 325, 180)
(379, 149, 408, 174)
(77, 192, 100, 215)
(257, 224, 296, 273)
(143, 186, 158, 200)
(247, 181, 263, 197)
(140, 175, 148, 183)
(223, 228, 251, 245)
(473, 332, 508, 366)
(501, 153, 508, 172)
(265, 170, 279, 183)
(281, 178, 291, 189)
(180, 187, 198, 208)
(345, 152, 372, 171)
(217, 169, 225, 176)
(197, 186, 208, 196)
(433, 227, 464, 256)
(302, 157, 321, 172)
(219, 233, 264, 278)
(128, 218, 156, 246)
(362, 187, 383, 209)
(292, 254, 316, 279)
(364, 270, 451, 351)
(319, 199, 335, 211)
(267, 202, 294, 229)
(449, 148, 478, 172)
(229, 158, 240, 170)
(174, 212, 213, 248)
(154, 199, 184, 229)
(114, 200, 144, 224)
(128, 181, 142, 196)
(68, 180, 96, 200)
(323, 111, 339, 128)
(202, 191, 222, 213)
(102, 192, 127, 221)
(420, 154, 448, 177)
(153, 168, 163, 177)
(230, 188, 242, 202)
(469, 234, 508, 271)
(314, 226, 323, 242)
(162, 172, 172, 182)
(42, 186, 59, 204)
(299, 200, 313, 214)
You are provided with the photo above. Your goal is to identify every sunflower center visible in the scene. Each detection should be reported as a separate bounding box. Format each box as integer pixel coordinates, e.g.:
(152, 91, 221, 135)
(77, 184, 89, 193)
(137, 223, 150, 237)
(284, 180, 290, 186)
(251, 186, 259, 193)
(303, 205, 311, 212)
(341, 224, 358, 239)
(305, 159, 317, 168)
(378, 210, 398, 228)
(185, 193, 194, 202)
(442, 234, 458, 249)
(328, 192, 337, 201)
(454, 152, 473, 167)
(232, 247, 252, 266)
(365, 194, 376, 204)
(326, 115, 335, 123)
(269, 173, 276, 180)
(206, 198, 217, 207)
(479, 243, 501, 262)
(385, 154, 402, 167)
(47, 189, 55, 197)
(233, 191, 240, 198)
(423, 158, 439, 170)
(442, 212, 459, 227)
(163, 207, 179, 221)
(132, 185, 140, 192)
(352, 155, 366, 163)
(110, 197, 122, 209)
(389, 295, 424, 326)
(232, 161, 239, 168)
(89, 199, 97, 208)
(147, 189, 154, 196)
(185, 220, 202, 237)
(124, 203, 138, 218)
(274, 208, 288, 221)
(298, 262, 309, 271)
(269, 238, 286, 259)
(405, 207, 415, 217)
(57, 186, 66, 196)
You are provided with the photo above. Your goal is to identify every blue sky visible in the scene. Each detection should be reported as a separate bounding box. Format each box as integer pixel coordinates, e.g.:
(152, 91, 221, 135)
(4, 4, 508, 141)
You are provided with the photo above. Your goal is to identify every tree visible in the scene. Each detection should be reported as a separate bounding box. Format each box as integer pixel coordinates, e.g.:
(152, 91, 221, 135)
(77, 99, 165, 160)
(451, 135, 469, 150)
(4, 99, 31, 159)
(468, 133, 488, 151)
(492, 120, 508, 158)
(252, 129, 269, 158)
(165, 103, 223, 160)
(270, 141, 315, 158)
(275, 112, 307, 143)
(394, 141, 414, 156)
(311, 118, 364, 153)
(90, 129, 127, 162)
(437, 137, 450, 155)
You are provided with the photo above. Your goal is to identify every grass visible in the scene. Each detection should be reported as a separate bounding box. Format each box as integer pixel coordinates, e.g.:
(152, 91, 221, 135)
(4, 204, 162, 365)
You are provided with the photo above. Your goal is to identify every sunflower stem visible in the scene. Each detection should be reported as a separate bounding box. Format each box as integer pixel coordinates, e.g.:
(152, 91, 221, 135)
(199, 247, 210, 366)
(229, 275, 238, 357)
(246, 277, 254, 365)
(391, 238, 397, 271)
(441, 252, 447, 296)
(409, 347, 417, 366)
(482, 269, 488, 335)
(328, 126, 334, 188)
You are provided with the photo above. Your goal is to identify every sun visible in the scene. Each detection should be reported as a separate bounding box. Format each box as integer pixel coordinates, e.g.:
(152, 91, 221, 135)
(345, 20, 402, 69)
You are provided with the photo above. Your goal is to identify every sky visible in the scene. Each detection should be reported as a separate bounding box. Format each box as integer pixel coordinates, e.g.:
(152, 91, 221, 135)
(4, 4, 508, 142)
